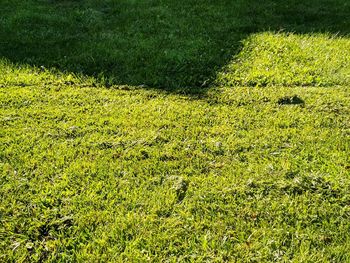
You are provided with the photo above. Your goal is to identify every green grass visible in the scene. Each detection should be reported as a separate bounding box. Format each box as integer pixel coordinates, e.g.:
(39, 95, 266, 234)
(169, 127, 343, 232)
(1, 61, 350, 262)
(1, 0, 350, 89)
(217, 32, 350, 87)
(1, 0, 350, 262)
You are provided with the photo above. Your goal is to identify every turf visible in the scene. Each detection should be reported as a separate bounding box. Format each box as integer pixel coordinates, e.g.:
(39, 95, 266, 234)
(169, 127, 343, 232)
(1, 62, 350, 262)
(1, 0, 350, 262)
(217, 32, 350, 87)
(1, 0, 350, 89)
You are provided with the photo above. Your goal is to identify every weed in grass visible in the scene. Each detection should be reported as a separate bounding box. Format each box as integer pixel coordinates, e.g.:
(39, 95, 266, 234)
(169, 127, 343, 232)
(277, 95, 305, 105)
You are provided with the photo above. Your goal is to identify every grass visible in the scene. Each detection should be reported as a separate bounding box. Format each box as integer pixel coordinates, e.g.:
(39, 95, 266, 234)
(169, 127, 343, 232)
(1, 62, 350, 262)
(1, 0, 350, 89)
(1, 0, 350, 262)
(217, 32, 350, 87)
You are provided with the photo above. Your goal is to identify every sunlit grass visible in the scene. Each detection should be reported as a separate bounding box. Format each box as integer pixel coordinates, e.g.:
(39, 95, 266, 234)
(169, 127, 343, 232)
(1, 61, 350, 261)
(217, 32, 350, 87)
(1, 0, 350, 261)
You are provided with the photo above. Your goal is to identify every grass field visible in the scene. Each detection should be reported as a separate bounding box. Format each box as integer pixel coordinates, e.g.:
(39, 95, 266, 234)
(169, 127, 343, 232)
(1, 0, 350, 262)
(1, 0, 350, 89)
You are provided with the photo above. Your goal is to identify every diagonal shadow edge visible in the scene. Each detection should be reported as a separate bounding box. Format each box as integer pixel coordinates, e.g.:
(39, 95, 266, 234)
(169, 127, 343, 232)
(1, 0, 349, 95)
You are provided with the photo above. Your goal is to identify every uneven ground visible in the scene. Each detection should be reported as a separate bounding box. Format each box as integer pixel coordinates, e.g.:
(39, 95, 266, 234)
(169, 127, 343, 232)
(1, 0, 350, 262)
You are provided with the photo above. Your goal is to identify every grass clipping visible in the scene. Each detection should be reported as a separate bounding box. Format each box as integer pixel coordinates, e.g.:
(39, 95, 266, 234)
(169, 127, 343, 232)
(217, 32, 350, 87)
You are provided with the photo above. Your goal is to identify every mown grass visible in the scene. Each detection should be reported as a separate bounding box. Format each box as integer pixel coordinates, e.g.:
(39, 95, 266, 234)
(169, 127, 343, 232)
(1, 0, 350, 89)
(1, 60, 350, 262)
(1, 0, 350, 262)
(217, 32, 350, 87)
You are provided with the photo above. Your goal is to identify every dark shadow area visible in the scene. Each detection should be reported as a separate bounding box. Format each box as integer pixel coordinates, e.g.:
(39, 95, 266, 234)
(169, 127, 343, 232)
(1, 0, 349, 94)
(278, 95, 305, 106)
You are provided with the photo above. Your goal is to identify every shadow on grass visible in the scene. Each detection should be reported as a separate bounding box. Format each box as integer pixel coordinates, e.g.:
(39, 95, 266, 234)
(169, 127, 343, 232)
(0, 0, 349, 94)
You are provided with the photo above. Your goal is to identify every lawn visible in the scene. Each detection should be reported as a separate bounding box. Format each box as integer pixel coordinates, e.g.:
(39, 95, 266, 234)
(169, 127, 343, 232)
(1, 0, 350, 262)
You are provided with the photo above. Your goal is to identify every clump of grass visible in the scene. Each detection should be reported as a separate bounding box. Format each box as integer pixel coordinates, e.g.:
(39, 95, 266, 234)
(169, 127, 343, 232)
(0, 59, 97, 88)
(217, 32, 350, 87)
